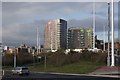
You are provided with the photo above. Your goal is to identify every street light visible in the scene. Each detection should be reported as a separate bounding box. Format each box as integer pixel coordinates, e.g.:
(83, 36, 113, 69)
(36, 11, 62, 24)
(103, 24, 106, 51)
(37, 26, 39, 55)
(13, 47, 16, 68)
(93, 0, 96, 49)
(111, 0, 115, 66)
(107, 2, 110, 66)
(44, 55, 46, 71)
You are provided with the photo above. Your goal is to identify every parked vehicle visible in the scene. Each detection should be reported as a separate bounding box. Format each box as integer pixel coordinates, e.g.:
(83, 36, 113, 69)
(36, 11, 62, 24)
(12, 67, 29, 75)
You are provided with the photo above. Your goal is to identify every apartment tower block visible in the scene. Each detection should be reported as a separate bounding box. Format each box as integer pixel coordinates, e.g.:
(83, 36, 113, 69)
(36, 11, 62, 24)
(44, 19, 67, 50)
(68, 27, 93, 49)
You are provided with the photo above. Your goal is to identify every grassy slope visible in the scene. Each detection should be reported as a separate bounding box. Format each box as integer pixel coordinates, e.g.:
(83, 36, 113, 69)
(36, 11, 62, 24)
(29, 60, 105, 74)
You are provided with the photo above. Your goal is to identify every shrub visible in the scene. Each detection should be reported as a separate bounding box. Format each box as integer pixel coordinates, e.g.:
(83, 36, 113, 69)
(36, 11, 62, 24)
(33, 49, 107, 67)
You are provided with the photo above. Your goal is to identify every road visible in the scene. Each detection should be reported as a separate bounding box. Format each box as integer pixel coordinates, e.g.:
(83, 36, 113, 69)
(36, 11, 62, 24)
(1, 72, 119, 80)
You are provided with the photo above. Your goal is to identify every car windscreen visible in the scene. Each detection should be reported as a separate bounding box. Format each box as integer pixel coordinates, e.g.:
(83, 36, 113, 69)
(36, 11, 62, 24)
(15, 67, 20, 70)
(22, 68, 28, 70)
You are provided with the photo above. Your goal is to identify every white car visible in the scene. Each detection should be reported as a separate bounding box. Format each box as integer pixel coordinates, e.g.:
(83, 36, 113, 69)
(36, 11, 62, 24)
(12, 67, 29, 75)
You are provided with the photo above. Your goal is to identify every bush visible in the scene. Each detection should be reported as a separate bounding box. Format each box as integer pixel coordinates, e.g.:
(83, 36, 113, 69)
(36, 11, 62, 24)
(46, 49, 107, 67)
(2, 53, 33, 66)
(2, 48, 108, 67)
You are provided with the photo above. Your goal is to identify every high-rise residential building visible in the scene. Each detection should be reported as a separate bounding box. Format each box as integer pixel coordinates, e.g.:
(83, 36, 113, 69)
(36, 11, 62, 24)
(68, 27, 93, 49)
(44, 19, 67, 50)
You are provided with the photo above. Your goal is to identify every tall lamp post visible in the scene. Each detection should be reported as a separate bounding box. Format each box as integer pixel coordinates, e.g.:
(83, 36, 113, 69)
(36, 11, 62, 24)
(103, 24, 106, 51)
(107, 2, 110, 66)
(14, 47, 16, 68)
(44, 54, 46, 71)
(37, 26, 39, 55)
(111, 0, 115, 66)
(93, 0, 96, 49)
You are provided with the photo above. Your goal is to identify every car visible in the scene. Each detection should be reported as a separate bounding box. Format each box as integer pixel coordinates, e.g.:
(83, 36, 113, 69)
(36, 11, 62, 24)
(12, 67, 29, 75)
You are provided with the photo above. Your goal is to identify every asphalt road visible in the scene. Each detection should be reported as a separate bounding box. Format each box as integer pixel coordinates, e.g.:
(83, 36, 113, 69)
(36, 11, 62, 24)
(1, 72, 119, 80)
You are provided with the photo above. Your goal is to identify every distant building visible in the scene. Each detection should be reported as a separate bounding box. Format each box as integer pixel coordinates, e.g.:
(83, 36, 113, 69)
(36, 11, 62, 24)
(3, 46, 10, 53)
(20, 44, 28, 48)
(16, 44, 29, 54)
(105, 42, 120, 51)
(44, 19, 67, 50)
(109, 42, 120, 50)
(4, 46, 9, 51)
(16, 48, 28, 54)
(3, 46, 15, 54)
(95, 35, 104, 50)
(0, 43, 2, 47)
(68, 27, 93, 49)
(8, 46, 15, 54)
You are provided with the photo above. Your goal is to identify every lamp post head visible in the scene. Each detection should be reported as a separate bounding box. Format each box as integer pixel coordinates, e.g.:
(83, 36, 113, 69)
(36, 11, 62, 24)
(107, 0, 110, 3)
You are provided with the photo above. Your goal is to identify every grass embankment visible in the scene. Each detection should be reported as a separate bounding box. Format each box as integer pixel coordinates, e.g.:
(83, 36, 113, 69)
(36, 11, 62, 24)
(2, 50, 108, 74)
(2, 66, 14, 70)
(29, 60, 105, 74)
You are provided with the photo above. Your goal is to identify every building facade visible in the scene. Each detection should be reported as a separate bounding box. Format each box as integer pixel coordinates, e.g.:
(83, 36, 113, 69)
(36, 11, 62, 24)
(68, 27, 93, 49)
(44, 19, 67, 50)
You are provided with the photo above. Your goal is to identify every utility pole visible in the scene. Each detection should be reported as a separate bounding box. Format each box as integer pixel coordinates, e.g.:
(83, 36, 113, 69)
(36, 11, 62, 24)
(50, 27, 53, 52)
(103, 24, 106, 51)
(44, 55, 46, 71)
(14, 47, 16, 68)
(39, 28, 41, 53)
(111, 0, 115, 66)
(37, 26, 39, 55)
(93, 0, 96, 49)
(107, 2, 110, 66)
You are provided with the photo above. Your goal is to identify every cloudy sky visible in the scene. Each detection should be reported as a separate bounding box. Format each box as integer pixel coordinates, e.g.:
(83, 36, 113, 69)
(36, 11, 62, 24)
(2, 2, 119, 47)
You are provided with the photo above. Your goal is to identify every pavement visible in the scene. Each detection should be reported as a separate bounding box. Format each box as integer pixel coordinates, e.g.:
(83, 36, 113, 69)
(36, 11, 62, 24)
(35, 72, 120, 78)
(88, 66, 120, 78)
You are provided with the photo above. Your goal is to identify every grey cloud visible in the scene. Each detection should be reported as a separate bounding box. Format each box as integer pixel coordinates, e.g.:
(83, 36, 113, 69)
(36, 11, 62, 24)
(68, 16, 118, 32)
(2, 2, 105, 26)
(2, 19, 48, 47)
(2, 2, 118, 46)
(3, 17, 118, 47)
